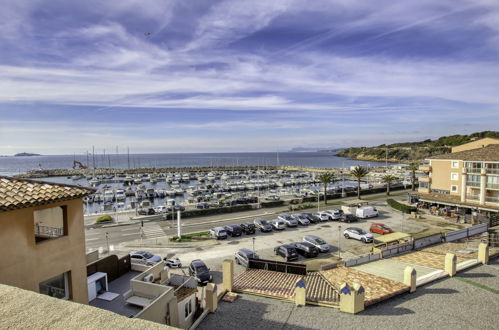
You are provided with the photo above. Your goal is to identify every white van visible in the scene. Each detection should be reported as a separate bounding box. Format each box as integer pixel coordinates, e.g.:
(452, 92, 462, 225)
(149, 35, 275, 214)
(341, 205, 357, 215)
(356, 206, 379, 219)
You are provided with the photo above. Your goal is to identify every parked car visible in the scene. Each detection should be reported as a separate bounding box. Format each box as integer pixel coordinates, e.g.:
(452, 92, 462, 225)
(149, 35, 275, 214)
(271, 219, 286, 230)
(189, 259, 212, 285)
(224, 224, 243, 237)
(240, 222, 256, 234)
(303, 235, 331, 252)
(129, 251, 162, 265)
(163, 257, 182, 268)
(234, 248, 260, 267)
(154, 205, 168, 214)
(356, 206, 379, 219)
(138, 207, 155, 216)
(209, 227, 228, 240)
(278, 214, 298, 227)
(265, 195, 280, 200)
(341, 214, 359, 223)
(274, 244, 299, 261)
(302, 212, 321, 223)
(370, 223, 394, 235)
(291, 214, 310, 226)
(254, 218, 273, 232)
(196, 202, 210, 209)
(343, 227, 373, 243)
(316, 211, 331, 221)
(326, 209, 343, 220)
(293, 241, 319, 258)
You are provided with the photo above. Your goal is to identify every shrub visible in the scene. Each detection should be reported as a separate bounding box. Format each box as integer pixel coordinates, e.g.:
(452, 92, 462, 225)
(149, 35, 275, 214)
(95, 215, 113, 223)
(387, 199, 417, 214)
(289, 203, 315, 211)
(170, 231, 211, 242)
(260, 200, 285, 208)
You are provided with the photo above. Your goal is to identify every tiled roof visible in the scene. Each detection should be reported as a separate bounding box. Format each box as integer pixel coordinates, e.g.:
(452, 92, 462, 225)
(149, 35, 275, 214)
(233, 269, 300, 299)
(428, 144, 499, 161)
(0, 176, 94, 212)
(391, 251, 469, 270)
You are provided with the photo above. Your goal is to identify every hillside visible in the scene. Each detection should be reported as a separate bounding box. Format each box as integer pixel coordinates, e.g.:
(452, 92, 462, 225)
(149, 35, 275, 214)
(336, 131, 499, 162)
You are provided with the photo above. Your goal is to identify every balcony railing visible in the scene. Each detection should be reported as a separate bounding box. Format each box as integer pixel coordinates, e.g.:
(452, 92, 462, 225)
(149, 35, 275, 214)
(487, 183, 499, 190)
(466, 181, 481, 187)
(486, 168, 499, 175)
(35, 225, 64, 238)
(466, 194, 480, 201)
(466, 168, 482, 174)
(485, 196, 499, 204)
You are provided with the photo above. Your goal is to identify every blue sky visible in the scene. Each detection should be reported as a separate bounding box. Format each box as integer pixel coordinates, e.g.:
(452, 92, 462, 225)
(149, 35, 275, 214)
(1, 0, 498, 154)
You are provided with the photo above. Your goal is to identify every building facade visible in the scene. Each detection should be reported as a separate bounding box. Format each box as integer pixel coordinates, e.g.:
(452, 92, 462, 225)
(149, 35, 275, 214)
(418, 140, 499, 212)
(0, 176, 93, 304)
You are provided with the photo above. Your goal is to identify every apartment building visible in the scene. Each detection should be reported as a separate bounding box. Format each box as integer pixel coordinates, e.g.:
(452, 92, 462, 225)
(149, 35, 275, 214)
(418, 139, 499, 213)
(0, 176, 94, 304)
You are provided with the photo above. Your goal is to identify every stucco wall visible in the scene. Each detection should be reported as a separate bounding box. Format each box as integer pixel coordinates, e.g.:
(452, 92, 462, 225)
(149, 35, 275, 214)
(430, 160, 461, 195)
(135, 288, 178, 326)
(452, 138, 499, 153)
(0, 199, 88, 304)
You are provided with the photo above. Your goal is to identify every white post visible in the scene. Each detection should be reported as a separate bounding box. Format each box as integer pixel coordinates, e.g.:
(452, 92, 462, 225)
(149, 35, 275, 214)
(177, 210, 181, 238)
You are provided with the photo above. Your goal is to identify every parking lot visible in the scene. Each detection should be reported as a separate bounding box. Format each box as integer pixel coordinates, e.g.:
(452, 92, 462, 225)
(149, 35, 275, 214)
(117, 202, 432, 284)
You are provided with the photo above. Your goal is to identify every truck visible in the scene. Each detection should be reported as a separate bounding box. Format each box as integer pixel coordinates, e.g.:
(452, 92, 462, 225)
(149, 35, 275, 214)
(356, 206, 379, 219)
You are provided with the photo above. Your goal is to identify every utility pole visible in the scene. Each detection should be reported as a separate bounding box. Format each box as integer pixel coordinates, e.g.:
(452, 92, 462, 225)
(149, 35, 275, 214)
(252, 237, 256, 255)
(92, 146, 96, 169)
(105, 232, 110, 253)
(127, 146, 130, 170)
(177, 210, 182, 238)
(338, 225, 342, 258)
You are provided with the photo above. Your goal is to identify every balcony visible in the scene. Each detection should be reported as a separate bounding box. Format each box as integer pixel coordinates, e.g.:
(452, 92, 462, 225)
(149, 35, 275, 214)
(419, 176, 431, 183)
(486, 168, 499, 175)
(419, 165, 431, 172)
(466, 168, 482, 174)
(486, 183, 499, 190)
(466, 194, 480, 201)
(466, 181, 481, 188)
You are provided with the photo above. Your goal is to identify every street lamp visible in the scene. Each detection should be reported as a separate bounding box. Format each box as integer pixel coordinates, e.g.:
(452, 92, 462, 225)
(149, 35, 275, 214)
(105, 232, 110, 253)
(338, 225, 342, 258)
(252, 237, 256, 255)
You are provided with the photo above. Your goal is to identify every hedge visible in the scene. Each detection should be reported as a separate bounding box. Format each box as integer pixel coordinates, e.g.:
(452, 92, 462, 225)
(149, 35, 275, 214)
(170, 231, 211, 242)
(387, 199, 417, 214)
(179, 204, 254, 218)
(260, 200, 285, 208)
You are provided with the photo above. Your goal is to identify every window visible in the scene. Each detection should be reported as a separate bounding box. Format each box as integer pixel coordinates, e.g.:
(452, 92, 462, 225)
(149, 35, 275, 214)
(451, 173, 459, 181)
(466, 174, 481, 187)
(34, 206, 67, 243)
(419, 182, 429, 189)
(39, 272, 70, 300)
(451, 185, 458, 192)
(184, 300, 192, 318)
(451, 161, 459, 168)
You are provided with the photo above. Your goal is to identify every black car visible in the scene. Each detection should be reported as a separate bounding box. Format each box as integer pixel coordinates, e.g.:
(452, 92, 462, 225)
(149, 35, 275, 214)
(240, 222, 256, 234)
(293, 242, 319, 258)
(247, 196, 258, 203)
(274, 244, 299, 261)
(235, 197, 249, 204)
(224, 224, 243, 237)
(189, 259, 212, 286)
(196, 202, 210, 209)
(302, 213, 321, 224)
(234, 248, 259, 267)
(138, 208, 155, 215)
(341, 214, 359, 223)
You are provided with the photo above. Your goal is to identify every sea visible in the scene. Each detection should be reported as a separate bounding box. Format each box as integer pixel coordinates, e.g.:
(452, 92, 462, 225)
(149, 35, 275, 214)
(0, 152, 390, 176)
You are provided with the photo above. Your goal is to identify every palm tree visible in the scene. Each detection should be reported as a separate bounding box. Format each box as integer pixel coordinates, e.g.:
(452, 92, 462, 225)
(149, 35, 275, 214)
(382, 174, 399, 196)
(350, 166, 369, 199)
(318, 172, 335, 205)
(407, 162, 419, 191)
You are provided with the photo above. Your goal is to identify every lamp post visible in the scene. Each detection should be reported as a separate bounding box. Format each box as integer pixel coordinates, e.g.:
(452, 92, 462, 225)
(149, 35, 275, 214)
(252, 237, 256, 255)
(338, 225, 342, 258)
(105, 232, 110, 254)
(317, 192, 320, 212)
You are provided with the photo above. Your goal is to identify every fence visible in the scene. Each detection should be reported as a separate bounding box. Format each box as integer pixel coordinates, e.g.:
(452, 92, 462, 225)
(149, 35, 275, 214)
(248, 258, 307, 275)
(414, 234, 442, 249)
(380, 241, 414, 258)
(445, 223, 488, 242)
(87, 254, 131, 282)
(344, 253, 381, 267)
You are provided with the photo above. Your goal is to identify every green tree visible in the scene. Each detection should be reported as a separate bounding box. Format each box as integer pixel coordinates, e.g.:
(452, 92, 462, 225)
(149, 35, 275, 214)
(350, 166, 369, 199)
(382, 174, 399, 196)
(407, 162, 419, 191)
(318, 172, 335, 205)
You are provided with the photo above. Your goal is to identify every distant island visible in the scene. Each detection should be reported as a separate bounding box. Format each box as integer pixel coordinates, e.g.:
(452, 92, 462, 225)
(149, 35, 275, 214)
(335, 131, 499, 162)
(14, 153, 41, 157)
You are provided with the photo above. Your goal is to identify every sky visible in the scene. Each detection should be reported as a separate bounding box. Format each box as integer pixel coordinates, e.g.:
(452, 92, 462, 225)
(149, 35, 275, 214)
(0, 0, 498, 154)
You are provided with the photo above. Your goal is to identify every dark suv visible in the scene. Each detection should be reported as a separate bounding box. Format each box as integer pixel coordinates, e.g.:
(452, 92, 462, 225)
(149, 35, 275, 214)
(293, 242, 319, 258)
(224, 224, 243, 237)
(240, 222, 256, 235)
(302, 213, 321, 224)
(234, 248, 260, 267)
(341, 214, 358, 223)
(274, 244, 299, 261)
(188, 259, 212, 286)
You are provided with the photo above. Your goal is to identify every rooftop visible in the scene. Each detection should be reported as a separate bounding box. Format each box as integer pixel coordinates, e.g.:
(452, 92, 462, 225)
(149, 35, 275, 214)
(428, 143, 499, 161)
(418, 193, 499, 211)
(0, 176, 94, 212)
(0, 283, 174, 329)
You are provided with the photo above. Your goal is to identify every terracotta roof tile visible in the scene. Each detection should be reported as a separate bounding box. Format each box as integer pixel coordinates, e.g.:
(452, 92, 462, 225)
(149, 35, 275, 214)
(0, 176, 94, 212)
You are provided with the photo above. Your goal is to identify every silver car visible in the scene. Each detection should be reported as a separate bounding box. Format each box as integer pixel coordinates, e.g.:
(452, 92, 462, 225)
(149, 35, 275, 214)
(271, 219, 286, 230)
(129, 251, 162, 265)
(278, 214, 298, 227)
(292, 214, 310, 226)
(234, 248, 260, 267)
(303, 235, 330, 252)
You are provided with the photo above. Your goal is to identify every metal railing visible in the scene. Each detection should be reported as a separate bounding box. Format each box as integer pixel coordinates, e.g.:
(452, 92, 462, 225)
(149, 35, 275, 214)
(485, 196, 499, 203)
(466, 181, 481, 188)
(466, 194, 480, 201)
(35, 225, 64, 238)
(486, 183, 499, 190)
(466, 168, 482, 174)
(486, 168, 499, 175)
